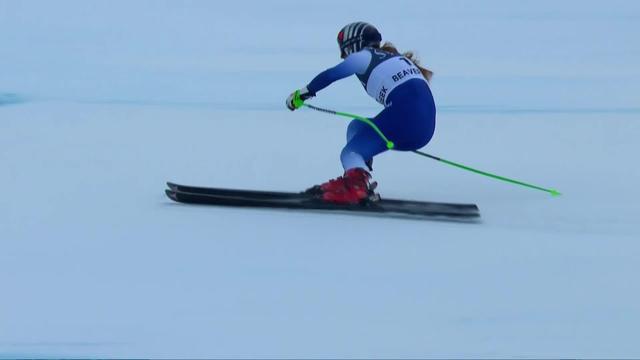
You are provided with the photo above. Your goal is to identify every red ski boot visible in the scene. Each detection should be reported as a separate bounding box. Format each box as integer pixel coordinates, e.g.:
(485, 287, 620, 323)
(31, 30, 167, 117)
(320, 168, 374, 204)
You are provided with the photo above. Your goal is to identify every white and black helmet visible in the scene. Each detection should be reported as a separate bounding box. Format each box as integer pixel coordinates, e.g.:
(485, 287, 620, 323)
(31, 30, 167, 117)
(337, 22, 382, 58)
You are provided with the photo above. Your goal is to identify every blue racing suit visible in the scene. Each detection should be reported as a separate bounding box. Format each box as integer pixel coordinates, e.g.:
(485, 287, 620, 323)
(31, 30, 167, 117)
(305, 47, 436, 170)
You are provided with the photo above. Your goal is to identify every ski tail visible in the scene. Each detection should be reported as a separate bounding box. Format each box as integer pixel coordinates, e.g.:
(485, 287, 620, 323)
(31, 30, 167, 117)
(167, 182, 307, 199)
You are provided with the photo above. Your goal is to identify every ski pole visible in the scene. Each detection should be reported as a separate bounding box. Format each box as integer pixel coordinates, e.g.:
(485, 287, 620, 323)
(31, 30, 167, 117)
(299, 101, 561, 196)
(412, 150, 561, 196)
(302, 103, 395, 150)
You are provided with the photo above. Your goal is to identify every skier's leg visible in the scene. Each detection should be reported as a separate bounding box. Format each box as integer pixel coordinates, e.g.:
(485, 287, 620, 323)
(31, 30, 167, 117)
(340, 95, 435, 170)
(340, 110, 394, 171)
(319, 110, 399, 202)
(345, 120, 375, 170)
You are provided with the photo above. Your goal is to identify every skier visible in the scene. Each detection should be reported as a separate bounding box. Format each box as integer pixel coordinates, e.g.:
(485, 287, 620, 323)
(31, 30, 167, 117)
(286, 22, 436, 204)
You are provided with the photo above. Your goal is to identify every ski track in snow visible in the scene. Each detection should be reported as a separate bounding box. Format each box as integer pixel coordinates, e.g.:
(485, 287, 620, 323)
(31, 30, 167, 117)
(1, 1, 640, 358)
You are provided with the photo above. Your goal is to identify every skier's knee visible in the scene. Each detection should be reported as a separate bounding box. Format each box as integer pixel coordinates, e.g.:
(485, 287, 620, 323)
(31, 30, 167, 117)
(346, 119, 368, 142)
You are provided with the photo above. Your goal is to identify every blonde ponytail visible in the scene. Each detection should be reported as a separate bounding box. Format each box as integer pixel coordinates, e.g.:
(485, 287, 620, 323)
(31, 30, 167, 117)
(380, 41, 433, 82)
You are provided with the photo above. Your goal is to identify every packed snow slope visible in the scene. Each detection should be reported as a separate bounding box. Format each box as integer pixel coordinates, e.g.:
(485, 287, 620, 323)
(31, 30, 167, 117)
(1, 1, 639, 358)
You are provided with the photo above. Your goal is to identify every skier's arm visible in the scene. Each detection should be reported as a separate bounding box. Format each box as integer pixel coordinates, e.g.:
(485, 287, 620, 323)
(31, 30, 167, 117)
(306, 50, 371, 95)
(286, 50, 371, 111)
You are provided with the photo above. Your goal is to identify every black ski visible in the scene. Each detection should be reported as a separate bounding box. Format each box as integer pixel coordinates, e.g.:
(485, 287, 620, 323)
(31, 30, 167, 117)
(166, 181, 305, 200)
(165, 183, 480, 221)
(166, 181, 479, 211)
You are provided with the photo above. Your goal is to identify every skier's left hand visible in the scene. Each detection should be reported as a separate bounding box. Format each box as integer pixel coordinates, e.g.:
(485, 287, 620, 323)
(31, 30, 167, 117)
(286, 87, 313, 111)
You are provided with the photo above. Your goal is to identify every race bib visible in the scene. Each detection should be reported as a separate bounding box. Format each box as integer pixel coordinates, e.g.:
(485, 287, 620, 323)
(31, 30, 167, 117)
(366, 56, 427, 105)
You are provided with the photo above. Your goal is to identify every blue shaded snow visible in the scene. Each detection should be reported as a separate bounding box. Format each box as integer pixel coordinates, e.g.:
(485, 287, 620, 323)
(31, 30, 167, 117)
(0, 93, 25, 106)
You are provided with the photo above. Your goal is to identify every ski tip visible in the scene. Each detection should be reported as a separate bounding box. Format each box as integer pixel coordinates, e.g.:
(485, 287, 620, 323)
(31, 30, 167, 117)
(550, 189, 562, 197)
(166, 182, 178, 191)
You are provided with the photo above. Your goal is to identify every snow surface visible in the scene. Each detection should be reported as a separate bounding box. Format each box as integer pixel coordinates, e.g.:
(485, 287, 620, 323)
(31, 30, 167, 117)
(1, 0, 640, 358)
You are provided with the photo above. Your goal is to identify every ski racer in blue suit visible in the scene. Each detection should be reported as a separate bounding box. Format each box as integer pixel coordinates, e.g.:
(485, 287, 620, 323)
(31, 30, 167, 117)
(286, 22, 436, 204)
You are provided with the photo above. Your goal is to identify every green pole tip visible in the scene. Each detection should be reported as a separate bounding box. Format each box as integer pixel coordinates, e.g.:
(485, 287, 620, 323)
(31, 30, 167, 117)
(550, 190, 562, 197)
(386, 141, 395, 149)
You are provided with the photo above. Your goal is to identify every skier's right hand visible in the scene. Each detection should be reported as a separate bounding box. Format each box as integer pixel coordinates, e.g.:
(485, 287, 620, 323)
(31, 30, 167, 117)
(286, 87, 313, 111)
